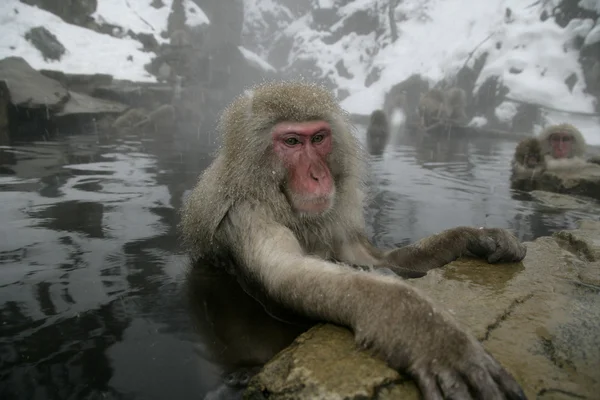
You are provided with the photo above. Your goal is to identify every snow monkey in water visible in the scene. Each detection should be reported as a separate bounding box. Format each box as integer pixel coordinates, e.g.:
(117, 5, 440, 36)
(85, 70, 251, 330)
(418, 86, 467, 128)
(538, 123, 600, 169)
(179, 81, 528, 400)
(366, 109, 390, 155)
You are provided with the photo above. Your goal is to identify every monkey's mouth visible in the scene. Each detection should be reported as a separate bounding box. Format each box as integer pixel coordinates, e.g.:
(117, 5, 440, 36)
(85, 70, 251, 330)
(292, 194, 334, 215)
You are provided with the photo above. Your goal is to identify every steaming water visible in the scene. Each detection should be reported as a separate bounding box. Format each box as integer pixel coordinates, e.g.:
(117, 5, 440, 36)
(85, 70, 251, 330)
(0, 127, 598, 399)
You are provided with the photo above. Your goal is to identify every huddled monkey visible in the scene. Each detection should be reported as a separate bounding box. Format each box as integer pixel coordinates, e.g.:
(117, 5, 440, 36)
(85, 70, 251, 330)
(510, 137, 546, 190)
(512, 137, 545, 172)
(444, 86, 468, 123)
(418, 88, 446, 128)
(365, 109, 390, 156)
(180, 81, 527, 400)
(417, 86, 467, 130)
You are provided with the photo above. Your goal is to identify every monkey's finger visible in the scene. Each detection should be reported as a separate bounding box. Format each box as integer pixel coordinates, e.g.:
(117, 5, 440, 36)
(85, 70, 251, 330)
(462, 364, 504, 400)
(412, 369, 444, 400)
(435, 370, 472, 400)
(487, 361, 528, 400)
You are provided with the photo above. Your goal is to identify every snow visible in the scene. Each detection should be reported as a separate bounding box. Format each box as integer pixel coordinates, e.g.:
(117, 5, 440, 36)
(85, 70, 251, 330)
(0, 0, 208, 83)
(584, 20, 600, 46)
(579, 0, 600, 13)
(338, 0, 600, 145)
(238, 46, 276, 72)
(93, 0, 209, 43)
(1, 0, 599, 145)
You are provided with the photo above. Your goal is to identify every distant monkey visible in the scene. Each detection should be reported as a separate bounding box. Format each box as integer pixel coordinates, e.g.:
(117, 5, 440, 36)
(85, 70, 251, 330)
(366, 109, 390, 155)
(418, 87, 468, 129)
(180, 81, 527, 400)
(169, 29, 191, 47)
(418, 88, 446, 128)
(444, 87, 468, 123)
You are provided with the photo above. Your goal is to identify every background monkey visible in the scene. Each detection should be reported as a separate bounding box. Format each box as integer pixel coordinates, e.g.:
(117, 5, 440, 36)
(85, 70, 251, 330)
(180, 81, 527, 400)
(365, 109, 390, 156)
(418, 88, 446, 128)
(510, 137, 545, 191)
(444, 87, 468, 123)
(418, 87, 468, 129)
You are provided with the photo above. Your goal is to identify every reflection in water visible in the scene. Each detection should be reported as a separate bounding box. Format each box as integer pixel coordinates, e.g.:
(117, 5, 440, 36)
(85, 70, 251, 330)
(0, 125, 599, 399)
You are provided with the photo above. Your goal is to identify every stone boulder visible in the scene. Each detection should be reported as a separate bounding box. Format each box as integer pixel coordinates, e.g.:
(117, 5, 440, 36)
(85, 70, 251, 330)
(24, 26, 66, 61)
(246, 221, 600, 399)
(0, 56, 69, 110)
(512, 163, 600, 200)
(20, 0, 97, 26)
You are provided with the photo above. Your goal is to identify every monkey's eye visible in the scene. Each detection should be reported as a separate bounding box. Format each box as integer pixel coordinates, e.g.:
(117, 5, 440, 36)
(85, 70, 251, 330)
(311, 133, 325, 143)
(284, 137, 300, 146)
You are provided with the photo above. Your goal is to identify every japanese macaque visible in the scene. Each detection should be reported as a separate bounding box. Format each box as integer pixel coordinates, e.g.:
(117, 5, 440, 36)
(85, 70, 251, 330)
(512, 138, 545, 172)
(444, 87, 468, 123)
(418, 88, 446, 128)
(538, 123, 587, 169)
(418, 87, 468, 129)
(365, 109, 390, 156)
(510, 138, 546, 191)
(180, 81, 527, 400)
(169, 29, 191, 47)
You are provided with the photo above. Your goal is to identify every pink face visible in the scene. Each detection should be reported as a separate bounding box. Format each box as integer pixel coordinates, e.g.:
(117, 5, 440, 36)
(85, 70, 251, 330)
(550, 133, 573, 159)
(272, 120, 334, 214)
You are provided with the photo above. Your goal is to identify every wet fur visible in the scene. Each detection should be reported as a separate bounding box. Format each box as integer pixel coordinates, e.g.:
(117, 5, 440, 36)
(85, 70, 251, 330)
(538, 123, 587, 168)
(366, 109, 390, 155)
(180, 81, 527, 400)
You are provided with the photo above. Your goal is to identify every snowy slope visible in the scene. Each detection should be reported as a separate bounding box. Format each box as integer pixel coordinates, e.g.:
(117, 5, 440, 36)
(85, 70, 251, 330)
(0, 0, 208, 82)
(341, 0, 597, 113)
(252, 0, 599, 144)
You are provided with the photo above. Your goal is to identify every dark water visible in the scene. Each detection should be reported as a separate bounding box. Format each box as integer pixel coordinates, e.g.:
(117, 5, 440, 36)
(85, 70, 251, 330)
(0, 126, 598, 400)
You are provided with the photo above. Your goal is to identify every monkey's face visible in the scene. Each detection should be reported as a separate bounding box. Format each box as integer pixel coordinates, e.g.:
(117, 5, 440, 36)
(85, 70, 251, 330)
(549, 133, 573, 159)
(272, 120, 336, 215)
(524, 154, 542, 168)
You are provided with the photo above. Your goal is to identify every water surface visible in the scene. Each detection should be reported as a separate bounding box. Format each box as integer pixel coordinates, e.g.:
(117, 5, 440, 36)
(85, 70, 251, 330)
(0, 126, 598, 399)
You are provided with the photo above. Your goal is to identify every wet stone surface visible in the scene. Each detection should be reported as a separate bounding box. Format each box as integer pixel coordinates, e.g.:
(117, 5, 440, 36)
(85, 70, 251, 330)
(0, 125, 599, 399)
(247, 222, 600, 399)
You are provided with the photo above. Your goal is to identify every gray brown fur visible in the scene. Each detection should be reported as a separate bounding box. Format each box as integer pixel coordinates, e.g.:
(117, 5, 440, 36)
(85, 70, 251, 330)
(418, 87, 467, 128)
(179, 81, 527, 399)
(538, 123, 586, 159)
(366, 109, 390, 155)
(512, 137, 545, 170)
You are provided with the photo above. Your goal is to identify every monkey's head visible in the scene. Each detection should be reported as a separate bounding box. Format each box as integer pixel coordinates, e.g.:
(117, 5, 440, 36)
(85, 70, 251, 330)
(514, 138, 543, 168)
(369, 110, 387, 126)
(538, 123, 586, 160)
(217, 81, 365, 218)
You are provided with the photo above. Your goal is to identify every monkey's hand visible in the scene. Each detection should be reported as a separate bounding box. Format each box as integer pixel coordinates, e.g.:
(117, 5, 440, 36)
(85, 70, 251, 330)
(465, 227, 527, 264)
(359, 284, 527, 400)
(383, 227, 526, 274)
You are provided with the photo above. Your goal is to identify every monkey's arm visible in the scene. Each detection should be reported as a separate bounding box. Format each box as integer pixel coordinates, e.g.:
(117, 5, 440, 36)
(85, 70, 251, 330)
(224, 205, 526, 400)
(339, 227, 526, 276)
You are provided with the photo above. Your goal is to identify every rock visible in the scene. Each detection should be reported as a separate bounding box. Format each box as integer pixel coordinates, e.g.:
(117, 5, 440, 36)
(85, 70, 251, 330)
(20, 0, 97, 26)
(0, 80, 9, 145)
(533, 163, 600, 200)
(112, 108, 148, 130)
(54, 91, 127, 117)
(92, 81, 173, 110)
(0, 57, 69, 111)
(24, 26, 66, 61)
(246, 324, 407, 400)
(247, 221, 600, 399)
(529, 190, 595, 210)
(39, 70, 113, 95)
